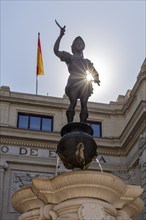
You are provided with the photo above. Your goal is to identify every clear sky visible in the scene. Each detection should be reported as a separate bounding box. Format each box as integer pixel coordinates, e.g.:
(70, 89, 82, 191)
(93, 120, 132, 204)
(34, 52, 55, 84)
(1, 0, 145, 103)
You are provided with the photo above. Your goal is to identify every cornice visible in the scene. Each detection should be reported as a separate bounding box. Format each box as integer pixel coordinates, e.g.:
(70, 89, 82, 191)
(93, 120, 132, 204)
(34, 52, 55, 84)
(0, 137, 57, 150)
(0, 130, 136, 157)
(0, 71, 145, 115)
(120, 102, 146, 152)
(121, 72, 146, 113)
(0, 127, 59, 149)
(0, 136, 144, 158)
(89, 71, 146, 115)
(0, 94, 69, 110)
(0, 126, 123, 155)
(0, 126, 60, 140)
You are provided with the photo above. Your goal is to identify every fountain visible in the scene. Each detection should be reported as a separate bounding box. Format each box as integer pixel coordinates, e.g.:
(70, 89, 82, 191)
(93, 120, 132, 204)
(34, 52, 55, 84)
(12, 22, 144, 219)
(56, 122, 97, 170)
(11, 113, 144, 220)
(12, 170, 144, 220)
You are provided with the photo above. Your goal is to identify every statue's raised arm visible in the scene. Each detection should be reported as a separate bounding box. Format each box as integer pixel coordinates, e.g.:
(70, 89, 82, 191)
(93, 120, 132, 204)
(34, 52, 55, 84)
(54, 20, 66, 58)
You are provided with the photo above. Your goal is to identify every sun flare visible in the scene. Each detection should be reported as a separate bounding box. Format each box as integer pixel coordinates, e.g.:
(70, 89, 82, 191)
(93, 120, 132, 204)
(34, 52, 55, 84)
(86, 71, 94, 81)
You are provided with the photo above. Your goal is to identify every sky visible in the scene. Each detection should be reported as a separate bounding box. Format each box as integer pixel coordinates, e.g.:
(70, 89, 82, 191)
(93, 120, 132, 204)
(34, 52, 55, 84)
(1, 0, 146, 103)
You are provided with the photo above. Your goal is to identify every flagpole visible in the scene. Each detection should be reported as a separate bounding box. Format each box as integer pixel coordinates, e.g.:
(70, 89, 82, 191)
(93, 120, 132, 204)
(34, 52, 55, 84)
(36, 74, 38, 95)
(36, 32, 39, 95)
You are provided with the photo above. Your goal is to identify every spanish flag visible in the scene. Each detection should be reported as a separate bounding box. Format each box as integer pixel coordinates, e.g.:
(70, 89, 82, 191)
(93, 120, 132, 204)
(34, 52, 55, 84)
(36, 33, 44, 75)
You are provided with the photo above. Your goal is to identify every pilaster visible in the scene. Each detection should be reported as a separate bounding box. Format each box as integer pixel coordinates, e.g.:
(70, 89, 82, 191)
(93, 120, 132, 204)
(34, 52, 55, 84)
(0, 159, 8, 217)
(140, 147, 146, 220)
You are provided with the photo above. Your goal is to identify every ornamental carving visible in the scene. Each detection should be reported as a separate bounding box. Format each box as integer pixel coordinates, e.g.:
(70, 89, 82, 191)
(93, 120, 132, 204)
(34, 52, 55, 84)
(40, 205, 58, 220)
(78, 202, 105, 220)
(0, 159, 8, 170)
(10, 170, 54, 212)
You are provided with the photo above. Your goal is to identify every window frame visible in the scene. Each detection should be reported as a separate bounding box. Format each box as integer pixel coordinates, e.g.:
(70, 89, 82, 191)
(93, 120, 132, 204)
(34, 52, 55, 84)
(87, 121, 102, 137)
(17, 113, 53, 132)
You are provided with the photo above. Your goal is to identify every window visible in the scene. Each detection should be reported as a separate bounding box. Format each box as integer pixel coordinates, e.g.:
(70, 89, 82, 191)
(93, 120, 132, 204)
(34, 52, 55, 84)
(30, 116, 41, 130)
(87, 121, 102, 137)
(18, 114, 29, 129)
(17, 113, 53, 132)
(42, 117, 53, 131)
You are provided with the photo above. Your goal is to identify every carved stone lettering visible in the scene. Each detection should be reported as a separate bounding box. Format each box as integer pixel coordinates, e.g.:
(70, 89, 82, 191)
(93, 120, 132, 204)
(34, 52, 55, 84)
(30, 148, 38, 156)
(19, 147, 28, 155)
(1, 145, 9, 153)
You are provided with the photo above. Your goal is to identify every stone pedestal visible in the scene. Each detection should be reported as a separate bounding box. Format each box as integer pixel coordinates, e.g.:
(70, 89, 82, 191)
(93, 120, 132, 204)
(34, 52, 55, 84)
(12, 171, 144, 220)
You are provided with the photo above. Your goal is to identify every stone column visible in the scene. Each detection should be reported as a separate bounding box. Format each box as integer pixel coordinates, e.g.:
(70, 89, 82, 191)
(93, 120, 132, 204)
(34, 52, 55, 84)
(0, 159, 8, 217)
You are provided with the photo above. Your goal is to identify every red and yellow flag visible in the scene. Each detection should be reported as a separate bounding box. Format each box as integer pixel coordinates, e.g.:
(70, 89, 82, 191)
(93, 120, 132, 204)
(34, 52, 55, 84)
(36, 33, 44, 75)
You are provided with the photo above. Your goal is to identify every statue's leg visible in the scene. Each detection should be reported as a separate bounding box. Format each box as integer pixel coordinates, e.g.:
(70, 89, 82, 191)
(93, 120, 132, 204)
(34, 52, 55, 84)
(66, 94, 77, 123)
(80, 95, 89, 122)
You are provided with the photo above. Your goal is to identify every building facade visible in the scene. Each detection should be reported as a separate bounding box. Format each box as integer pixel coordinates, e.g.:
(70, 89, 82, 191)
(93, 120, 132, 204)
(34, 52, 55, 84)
(0, 59, 146, 220)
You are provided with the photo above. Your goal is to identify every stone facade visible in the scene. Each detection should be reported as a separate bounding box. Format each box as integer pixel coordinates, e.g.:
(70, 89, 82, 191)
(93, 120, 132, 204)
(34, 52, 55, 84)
(0, 58, 146, 220)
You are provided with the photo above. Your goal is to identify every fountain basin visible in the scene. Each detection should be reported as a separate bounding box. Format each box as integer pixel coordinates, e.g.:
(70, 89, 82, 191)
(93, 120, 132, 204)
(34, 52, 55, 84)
(57, 123, 97, 169)
(12, 171, 144, 220)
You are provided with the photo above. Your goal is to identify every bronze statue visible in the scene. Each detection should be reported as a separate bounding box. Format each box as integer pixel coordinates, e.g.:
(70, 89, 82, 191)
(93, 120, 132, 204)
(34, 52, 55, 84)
(54, 21, 100, 123)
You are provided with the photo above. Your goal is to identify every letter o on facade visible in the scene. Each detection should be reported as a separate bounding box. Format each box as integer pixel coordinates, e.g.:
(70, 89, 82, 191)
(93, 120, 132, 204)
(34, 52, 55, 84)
(1, 146, 9, 153)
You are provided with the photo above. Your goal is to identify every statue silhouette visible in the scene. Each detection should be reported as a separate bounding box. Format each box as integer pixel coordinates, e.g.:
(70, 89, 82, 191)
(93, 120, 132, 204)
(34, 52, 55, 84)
(54, 22, 100, 123)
